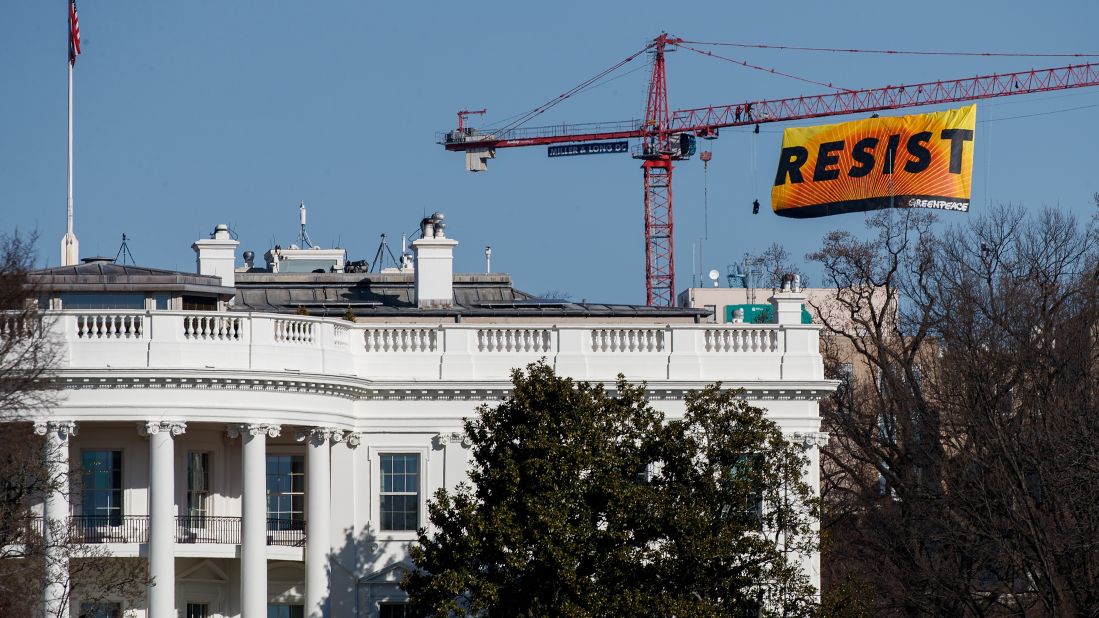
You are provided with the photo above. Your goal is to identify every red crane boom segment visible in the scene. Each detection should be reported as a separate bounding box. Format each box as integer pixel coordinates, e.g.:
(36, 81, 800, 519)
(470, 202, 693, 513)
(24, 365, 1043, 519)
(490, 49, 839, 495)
(438, 35, 1099, 306)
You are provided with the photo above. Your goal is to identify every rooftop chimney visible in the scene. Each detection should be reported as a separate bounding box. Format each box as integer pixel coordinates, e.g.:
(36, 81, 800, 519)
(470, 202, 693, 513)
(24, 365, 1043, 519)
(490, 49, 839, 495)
(412, 212, 458, 308)
(192, 224, 240, 287)
(770, 272, 805, 324)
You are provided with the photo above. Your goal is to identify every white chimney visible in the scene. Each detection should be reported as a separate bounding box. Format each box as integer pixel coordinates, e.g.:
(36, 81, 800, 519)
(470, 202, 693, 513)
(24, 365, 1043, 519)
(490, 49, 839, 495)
(769, 273, 805, 325)
(192, 224, 240, 287)
(412, 213, 458, 308)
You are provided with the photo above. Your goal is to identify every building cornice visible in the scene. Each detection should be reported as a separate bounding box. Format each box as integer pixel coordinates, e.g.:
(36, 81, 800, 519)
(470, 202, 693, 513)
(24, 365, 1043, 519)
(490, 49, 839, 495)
(54, 369, 836, 402)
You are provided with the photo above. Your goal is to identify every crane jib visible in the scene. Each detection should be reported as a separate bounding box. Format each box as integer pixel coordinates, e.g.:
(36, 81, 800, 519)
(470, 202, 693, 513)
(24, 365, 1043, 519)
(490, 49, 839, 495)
(439, 34, 1099, 306)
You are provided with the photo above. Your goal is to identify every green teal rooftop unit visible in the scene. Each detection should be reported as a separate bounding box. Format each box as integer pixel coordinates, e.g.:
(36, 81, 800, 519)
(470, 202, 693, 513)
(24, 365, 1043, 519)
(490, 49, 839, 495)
(725, 303, 812, 324)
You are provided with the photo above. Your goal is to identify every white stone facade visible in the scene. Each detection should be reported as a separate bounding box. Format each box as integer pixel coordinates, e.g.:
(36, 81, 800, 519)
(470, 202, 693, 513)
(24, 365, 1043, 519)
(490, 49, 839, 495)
(23, 228, 834, 617)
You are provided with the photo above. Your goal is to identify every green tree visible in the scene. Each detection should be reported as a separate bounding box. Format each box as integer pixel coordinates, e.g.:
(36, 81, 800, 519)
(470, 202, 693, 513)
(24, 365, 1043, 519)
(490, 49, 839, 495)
(403, 362, 819, 617)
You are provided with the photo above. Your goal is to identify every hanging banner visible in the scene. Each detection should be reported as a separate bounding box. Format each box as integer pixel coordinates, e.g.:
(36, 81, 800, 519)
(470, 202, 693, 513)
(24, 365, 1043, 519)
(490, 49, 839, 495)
(771, 105, 975, 218)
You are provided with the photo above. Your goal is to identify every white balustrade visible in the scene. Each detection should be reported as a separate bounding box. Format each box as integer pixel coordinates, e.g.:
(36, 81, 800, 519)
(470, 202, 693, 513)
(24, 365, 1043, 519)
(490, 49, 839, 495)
(363, 327, 438, 353)
(333, 324, 350, 347)
(590, 328, 665, 353)
(273, 319, 315, 344)
(477, 328, 552, 353)
(75, 314, 144, 339)
(55, 313, 820, 380)
(0, 315, 33, 338)
(704, 327, 780, 353)
(182, 314, 242, 341)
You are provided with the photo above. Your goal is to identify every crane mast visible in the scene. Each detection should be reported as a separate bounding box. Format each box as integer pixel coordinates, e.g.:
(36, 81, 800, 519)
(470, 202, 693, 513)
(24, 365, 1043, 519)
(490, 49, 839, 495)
(637, 34, 681, 307)
(439, 35, 1099, 306)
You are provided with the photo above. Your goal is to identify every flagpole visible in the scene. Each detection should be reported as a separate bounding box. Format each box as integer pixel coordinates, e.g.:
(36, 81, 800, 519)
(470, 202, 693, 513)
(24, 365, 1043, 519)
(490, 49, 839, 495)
(61, 2, 79, 266)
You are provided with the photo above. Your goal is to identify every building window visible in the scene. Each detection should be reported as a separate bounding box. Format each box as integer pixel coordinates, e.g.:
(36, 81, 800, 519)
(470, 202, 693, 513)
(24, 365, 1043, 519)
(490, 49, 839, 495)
(59, 292, 145, 310)
(186, 452, 210, 528)
(267, 454, 304, 530)
(81, 450, 123, 526)
(379, 603, 412, 618)
(153, 293, 170, 310)
(704, 304, 717, 324)
(186, 603, 210, 618)
(380, 454, 419, 531)
(726, 454, 764, 528)
(267, 604, 304, 618)
(79, 601, 121, 618)
(182, 295, 217, 311)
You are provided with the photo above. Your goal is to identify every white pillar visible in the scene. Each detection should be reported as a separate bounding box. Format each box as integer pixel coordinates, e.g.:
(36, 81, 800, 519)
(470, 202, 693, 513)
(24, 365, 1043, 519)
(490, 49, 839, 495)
(141, 421, 185, 617)
(230, 424, 280, 618)
(299, 428, 335, 618)
(35, 421, 77, 618)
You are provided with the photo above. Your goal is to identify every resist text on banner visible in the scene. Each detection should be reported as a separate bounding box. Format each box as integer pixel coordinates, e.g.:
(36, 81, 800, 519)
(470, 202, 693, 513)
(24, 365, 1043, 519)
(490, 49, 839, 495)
(771, 105, 975, 218)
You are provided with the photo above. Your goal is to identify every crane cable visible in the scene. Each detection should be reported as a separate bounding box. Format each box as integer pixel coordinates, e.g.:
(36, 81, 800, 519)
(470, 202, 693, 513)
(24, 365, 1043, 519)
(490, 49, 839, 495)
(676, 42, 852, 91)
(495, 43, 652, 133)
(751, 127, 759, 213)
(677, 40, 1099, 58)
(484, 64, 650, 131)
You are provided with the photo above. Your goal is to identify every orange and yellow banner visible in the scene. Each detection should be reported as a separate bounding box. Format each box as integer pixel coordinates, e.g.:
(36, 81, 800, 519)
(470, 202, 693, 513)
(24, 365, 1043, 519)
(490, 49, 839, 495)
(771, 105, 975, 218)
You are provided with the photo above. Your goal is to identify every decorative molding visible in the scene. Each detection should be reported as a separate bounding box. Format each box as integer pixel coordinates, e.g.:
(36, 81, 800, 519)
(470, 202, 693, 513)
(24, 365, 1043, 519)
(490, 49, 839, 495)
(226, 424, 281, 439)
(138, 421, 187, 438)
(56, 374, 832, 403)
(432, 432, 471, 450)
(295, 427, 340, 447)
(343, 431, 361, 449)
(792, 431, 830, 448)
(61, 375, 366, 400)
(32, 420, 78, 441)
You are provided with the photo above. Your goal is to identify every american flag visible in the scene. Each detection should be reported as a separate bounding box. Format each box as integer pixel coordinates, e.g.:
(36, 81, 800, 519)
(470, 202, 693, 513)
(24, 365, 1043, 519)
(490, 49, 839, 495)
(68, 0, 81, 65)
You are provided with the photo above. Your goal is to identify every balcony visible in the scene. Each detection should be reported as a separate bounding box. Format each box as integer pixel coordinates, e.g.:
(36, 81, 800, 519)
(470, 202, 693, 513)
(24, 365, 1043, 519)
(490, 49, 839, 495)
(30, 516, 306, 547)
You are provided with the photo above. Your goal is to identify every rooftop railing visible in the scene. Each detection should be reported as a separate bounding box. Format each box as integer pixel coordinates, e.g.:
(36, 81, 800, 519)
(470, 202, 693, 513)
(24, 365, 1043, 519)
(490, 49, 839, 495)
(53, 310, 822, 383)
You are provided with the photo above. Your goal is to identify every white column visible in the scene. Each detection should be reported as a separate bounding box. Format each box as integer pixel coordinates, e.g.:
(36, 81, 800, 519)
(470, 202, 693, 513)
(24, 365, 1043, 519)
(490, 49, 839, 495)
(230, 424, 280, 618)
(141, 421, 186, 617)
(298, 428, 334, 618)
(35, 421, 77, 618)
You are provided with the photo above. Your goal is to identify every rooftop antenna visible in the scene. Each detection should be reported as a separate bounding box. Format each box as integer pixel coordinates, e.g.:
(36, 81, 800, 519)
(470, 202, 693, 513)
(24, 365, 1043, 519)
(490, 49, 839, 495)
(370, 233, 401, 272)
(114, 233, 135, 265)
(484, 246, 492, 273)
(297, 201, 314, 248)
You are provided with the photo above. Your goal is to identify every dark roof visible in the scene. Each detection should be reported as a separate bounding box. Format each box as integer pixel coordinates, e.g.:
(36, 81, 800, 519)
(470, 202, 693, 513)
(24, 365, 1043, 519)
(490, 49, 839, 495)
(233, 272, 706, 319)
(30, 262, 236, 297)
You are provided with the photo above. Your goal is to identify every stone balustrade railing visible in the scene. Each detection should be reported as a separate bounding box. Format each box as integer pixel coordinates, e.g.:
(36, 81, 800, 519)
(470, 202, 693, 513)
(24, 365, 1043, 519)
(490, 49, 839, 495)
(53, 311, 823, 382)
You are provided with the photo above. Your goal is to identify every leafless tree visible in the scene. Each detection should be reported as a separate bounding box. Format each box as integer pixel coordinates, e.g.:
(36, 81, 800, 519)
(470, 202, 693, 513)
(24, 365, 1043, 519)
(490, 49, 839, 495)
(810, 206, 1099, 616)
(0, 231, 58, 415)
(750, 242, 811, 289)
(0, 232, 148, 615)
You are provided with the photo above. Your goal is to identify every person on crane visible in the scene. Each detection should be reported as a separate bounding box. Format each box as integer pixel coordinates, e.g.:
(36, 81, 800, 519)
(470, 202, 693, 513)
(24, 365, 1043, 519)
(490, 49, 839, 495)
(735, 105, 742, 122)
(745, 102, 754, 121)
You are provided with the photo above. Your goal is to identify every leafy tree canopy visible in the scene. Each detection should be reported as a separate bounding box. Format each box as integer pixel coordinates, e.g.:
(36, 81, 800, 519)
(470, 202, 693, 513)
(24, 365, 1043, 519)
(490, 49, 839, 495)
(403, 362, 819, 617)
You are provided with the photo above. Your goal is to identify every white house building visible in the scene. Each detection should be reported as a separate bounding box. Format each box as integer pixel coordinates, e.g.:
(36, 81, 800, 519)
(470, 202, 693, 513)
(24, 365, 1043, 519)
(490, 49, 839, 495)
(25, 214, 833, 618)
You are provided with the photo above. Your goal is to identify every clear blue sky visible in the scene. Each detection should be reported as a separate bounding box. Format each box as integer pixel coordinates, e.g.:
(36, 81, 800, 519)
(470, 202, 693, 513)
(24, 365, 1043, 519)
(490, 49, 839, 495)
(3, 1, 1097, 303)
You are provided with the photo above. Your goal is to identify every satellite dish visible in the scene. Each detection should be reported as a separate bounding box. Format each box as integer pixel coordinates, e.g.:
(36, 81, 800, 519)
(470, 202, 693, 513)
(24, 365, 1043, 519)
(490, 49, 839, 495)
(708, 269, 720, 287)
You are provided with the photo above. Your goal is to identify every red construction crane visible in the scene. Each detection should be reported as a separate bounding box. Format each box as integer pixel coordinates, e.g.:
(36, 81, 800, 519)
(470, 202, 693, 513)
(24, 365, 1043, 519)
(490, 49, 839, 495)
(439, 33, 1099, 306)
